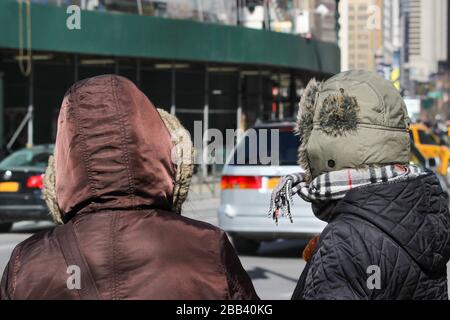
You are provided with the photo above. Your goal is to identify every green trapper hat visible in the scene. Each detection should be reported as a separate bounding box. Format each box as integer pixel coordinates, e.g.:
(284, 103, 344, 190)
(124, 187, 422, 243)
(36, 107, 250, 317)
(295, 70, 411, 182)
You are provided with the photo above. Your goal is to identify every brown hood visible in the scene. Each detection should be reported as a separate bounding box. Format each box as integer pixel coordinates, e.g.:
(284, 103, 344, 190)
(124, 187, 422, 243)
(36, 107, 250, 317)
(54, 75, 176, 217)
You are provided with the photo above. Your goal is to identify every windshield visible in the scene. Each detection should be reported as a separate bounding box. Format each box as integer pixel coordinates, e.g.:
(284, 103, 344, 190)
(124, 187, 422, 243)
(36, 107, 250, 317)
(0, 146, 54, 169)
(417, 130, 439, 145)
(229, 127, 299, 166)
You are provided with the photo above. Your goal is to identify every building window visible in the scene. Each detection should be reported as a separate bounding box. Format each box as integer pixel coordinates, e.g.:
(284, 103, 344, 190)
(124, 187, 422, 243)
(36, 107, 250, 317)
(357, 15, 368, 21)
(357, 63, 366, 69)
(358, 34, 368, 40)
(358, 5, 367, 11)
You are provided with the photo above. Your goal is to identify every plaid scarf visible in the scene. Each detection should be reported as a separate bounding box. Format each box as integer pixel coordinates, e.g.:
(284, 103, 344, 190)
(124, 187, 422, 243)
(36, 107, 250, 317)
(268, 164, 425, 224)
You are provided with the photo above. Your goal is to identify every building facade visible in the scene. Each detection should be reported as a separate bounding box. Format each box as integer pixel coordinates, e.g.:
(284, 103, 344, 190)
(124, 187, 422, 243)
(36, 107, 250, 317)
(0, 0, 340, 158)
(339, 0, 383, 71)
(404, 0, 448, 84)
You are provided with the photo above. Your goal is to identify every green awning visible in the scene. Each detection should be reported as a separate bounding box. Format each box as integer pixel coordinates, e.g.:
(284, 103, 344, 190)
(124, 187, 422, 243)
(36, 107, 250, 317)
(0, 0, 340, 75)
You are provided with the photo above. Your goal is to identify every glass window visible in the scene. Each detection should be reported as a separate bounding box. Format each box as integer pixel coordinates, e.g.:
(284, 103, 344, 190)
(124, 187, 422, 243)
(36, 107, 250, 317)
(229, 127, 299, 166)
(0, 146, 54, 169)
(417, 130, 438, 145)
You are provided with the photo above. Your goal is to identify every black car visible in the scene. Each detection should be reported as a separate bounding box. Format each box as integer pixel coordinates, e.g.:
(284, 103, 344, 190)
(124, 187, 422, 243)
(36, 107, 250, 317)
(0, 144, 54, 232)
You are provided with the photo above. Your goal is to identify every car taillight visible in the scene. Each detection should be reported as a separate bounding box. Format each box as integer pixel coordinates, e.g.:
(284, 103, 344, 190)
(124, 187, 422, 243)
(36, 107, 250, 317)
(221, 176, 262, 190)
(27, 175, 44, 189)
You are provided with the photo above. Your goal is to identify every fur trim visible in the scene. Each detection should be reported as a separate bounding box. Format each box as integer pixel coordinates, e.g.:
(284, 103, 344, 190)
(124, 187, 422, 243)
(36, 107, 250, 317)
(42, 111, 194, 223)
(318, 88, 360, 136)
(295, 79, 321, 183)
(43, 156, 63, 224)
(157, 108, 194, 213)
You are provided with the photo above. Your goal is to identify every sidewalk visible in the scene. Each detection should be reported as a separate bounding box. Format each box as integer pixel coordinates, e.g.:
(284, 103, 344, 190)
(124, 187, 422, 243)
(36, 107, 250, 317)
(187, 175, 220, 200)
(183, 175, 220, 226)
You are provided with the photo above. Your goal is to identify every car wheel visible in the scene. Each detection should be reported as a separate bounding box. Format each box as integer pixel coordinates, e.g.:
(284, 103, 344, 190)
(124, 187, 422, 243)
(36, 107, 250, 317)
(230, 235, 260, 255)
(0, 223, 12, 233)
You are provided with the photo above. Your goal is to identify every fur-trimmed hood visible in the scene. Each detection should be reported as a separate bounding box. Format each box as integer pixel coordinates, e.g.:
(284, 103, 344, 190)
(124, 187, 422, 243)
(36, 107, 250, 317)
(4, 76, 258, 300)
(295, 70, 410, 182)
(43, 75, 193, 224)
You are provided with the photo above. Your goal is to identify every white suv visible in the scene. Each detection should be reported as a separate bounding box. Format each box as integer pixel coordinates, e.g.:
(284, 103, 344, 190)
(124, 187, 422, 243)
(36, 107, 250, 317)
(218, 121, 326, 254)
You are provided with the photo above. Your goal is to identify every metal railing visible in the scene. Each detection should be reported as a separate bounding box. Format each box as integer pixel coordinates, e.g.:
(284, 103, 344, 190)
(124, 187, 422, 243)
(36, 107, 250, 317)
(31, 0, 239, 25)
(29, 0, 311, 34)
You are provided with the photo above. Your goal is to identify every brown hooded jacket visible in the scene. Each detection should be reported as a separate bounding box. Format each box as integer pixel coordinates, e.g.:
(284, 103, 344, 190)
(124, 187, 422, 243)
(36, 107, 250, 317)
(0, 75, 258, 300)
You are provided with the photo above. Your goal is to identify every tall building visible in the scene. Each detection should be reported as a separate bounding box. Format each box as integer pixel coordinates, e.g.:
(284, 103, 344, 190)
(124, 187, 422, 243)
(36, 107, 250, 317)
(382, 0, 401, 66)
(404, 0, 448, 83)
(380, 0, 402, 87)
(339, 0, 383, 71)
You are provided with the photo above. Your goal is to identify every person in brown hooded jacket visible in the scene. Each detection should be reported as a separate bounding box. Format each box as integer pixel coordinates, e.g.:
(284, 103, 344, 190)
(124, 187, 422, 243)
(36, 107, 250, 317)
(0, 75, 258, 300)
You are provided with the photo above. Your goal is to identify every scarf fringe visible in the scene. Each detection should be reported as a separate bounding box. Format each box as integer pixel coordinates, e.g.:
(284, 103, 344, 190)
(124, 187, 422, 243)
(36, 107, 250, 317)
(268, 164, 426, 224)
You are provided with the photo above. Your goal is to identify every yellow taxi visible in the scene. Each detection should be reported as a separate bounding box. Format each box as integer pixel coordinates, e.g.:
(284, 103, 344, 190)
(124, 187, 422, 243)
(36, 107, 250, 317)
(410, 123, 450, 177)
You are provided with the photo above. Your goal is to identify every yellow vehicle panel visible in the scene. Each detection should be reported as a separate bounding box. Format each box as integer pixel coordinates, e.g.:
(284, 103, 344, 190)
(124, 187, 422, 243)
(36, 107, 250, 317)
(410, 123, 449, 176)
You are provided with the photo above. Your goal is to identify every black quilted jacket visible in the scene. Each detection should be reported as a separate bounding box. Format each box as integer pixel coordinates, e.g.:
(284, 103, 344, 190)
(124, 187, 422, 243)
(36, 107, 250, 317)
(293, 172, 450, 300)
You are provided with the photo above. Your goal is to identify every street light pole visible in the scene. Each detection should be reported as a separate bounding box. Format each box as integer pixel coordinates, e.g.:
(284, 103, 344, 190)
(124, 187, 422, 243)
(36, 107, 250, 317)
(202, 65, 209, 178)
(26, 61, 34, 149)
(264, 0, 271, 31)
(237, 0, 241, 25)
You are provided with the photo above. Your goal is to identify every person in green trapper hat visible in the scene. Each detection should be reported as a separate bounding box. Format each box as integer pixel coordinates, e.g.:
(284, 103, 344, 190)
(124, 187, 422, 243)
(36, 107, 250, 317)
(269, 70, 450, 300)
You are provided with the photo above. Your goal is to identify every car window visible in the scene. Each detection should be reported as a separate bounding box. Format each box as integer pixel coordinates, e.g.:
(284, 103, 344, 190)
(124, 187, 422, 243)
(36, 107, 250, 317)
(0, 147, 54, 169)
(417, 130, 438, 145)
(229, 127, 299, 166)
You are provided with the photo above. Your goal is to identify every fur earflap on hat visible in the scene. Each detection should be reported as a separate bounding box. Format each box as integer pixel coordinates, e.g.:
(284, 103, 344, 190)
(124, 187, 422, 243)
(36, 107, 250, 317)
(294, 79, 322, 183)
(318, 88, 360, 137)
(43, 109, 194, 224)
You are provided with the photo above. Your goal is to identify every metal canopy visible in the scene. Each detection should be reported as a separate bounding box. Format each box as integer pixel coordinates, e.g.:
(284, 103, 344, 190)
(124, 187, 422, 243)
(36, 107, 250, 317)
(0, 0, 340, 75)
